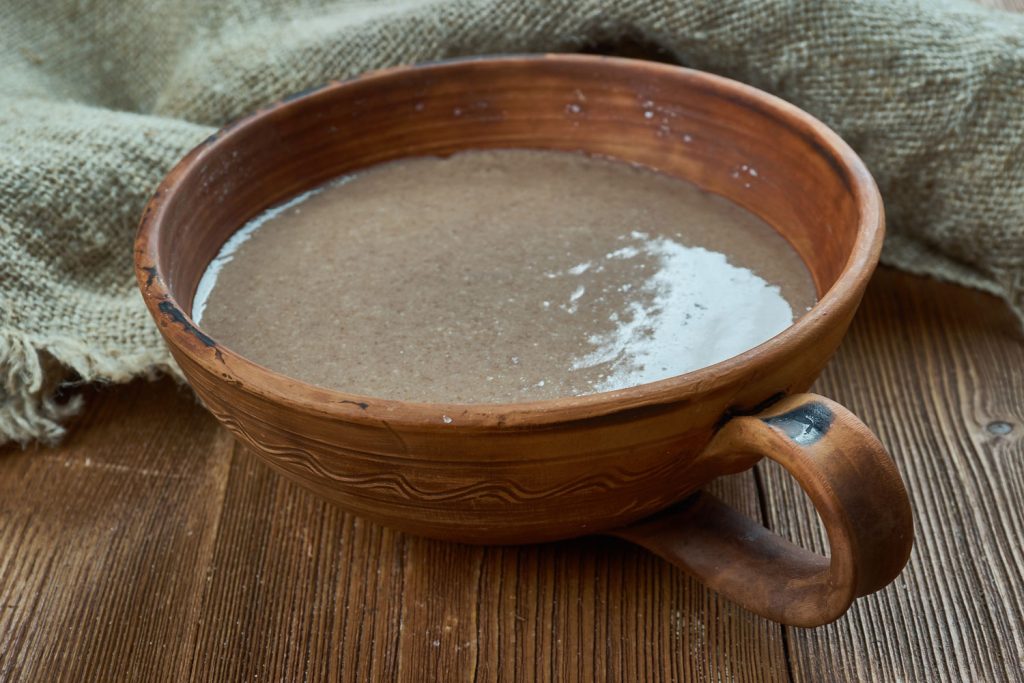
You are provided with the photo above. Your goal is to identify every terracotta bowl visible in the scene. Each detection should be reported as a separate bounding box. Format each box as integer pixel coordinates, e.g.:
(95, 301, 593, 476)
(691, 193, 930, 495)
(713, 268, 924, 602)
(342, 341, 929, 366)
(135, 55, 912, 627)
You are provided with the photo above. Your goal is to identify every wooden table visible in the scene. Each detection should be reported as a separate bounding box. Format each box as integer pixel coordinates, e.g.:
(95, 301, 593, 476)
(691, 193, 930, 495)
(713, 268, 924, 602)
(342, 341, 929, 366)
(4, 0, 1024, 667)
(3, 265, 1022, 682)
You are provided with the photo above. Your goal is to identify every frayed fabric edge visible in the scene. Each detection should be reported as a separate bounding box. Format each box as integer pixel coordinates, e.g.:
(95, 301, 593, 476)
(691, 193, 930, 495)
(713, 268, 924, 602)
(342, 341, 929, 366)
(0, 329, 182, 447)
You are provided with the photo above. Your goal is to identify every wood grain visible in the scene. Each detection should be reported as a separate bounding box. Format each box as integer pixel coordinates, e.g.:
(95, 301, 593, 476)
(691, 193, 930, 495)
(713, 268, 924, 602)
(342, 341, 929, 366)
(188, 454, 787, 683)
(0, 382, 787, 682)
(2, 267, 1020, 681)
(0, 380, 235, 682)
(761, 269, 1024, 683)
(3, 0, 1023, 674)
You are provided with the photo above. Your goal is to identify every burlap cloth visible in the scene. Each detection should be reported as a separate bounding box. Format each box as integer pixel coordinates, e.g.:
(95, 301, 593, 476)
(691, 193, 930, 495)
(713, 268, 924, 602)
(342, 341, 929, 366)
(2, 0, 1022, 446)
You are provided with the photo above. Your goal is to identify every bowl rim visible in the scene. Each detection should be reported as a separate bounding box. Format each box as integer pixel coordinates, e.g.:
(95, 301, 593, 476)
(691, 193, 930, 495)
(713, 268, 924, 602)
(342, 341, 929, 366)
(134, 53, 884, 430)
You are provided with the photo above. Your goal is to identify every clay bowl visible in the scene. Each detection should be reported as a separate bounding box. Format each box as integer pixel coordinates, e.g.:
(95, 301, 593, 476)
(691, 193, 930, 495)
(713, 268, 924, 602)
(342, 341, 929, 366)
(135, 54, 912, 627)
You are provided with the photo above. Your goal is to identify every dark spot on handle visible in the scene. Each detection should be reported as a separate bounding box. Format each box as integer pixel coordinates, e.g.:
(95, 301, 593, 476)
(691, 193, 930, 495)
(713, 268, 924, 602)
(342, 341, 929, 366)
(142, 266, 158, 287)
(763, 402, 834, 446)
(158, 301, 217, 348)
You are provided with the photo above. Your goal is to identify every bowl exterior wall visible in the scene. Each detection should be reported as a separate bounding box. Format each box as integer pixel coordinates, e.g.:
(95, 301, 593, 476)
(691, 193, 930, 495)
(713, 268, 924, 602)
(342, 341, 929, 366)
(170, 307, 852, 544)
(136, 55, 880, 544)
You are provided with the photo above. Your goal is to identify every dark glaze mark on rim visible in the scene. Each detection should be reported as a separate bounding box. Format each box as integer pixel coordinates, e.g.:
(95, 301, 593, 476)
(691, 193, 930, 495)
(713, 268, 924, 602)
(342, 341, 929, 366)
(157, 301, 216, 348)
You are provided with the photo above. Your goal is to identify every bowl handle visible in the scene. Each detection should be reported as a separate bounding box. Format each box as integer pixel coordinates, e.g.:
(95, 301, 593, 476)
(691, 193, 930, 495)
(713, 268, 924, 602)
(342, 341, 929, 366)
(607, 393, 913, 627)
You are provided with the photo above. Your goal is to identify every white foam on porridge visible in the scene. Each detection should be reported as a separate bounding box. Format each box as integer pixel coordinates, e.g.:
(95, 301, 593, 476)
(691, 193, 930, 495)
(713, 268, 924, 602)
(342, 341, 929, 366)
(192, 177, 352, 323)
(570, 230, 795, 392)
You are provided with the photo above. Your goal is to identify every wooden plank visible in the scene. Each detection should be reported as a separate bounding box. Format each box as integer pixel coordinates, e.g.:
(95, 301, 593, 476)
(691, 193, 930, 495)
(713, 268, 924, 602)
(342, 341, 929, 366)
(2, 271, 1022, 680)
(185, 439, 410, 682)
(185, 436, 788, 681)
(3, 266, 1022, 681)
(759, 268, 1024, 682)
(0, 379, 234, 682)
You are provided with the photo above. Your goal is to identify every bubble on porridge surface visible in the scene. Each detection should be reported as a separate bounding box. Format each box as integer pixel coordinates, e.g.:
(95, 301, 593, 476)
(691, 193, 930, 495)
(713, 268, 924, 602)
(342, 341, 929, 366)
(607, 245, 639, 260)
(565, 285, 587, 314)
